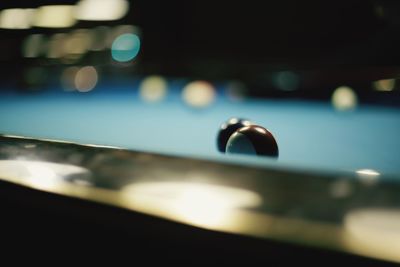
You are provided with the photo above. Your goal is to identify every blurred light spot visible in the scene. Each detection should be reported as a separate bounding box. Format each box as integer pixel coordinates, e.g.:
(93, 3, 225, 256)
(62, 29, 91, 61)
(75, 66, 98, 92)
(75, 0, 129, 21)
(331, 86, 358, 111)
(373, 79, 395, 92)
(111, 33, 140, 62)
(24, 67, 48, 88)
(374, 5, 385, 18)
(61, 66, 80, 91)
(0, 160, 89, 191)
(47, 33, 68, 59)
(182, 81, 216, 108)
(356, 169, 380, 186)
(22, 34, 45, 58)
(330, 179, 353, 198)
(0, 8, 35, 29)
(89, 26, 111, 51)
(344, 208, 400, 260)
(139, 75, 168, 103)
(122, 182, 262, 228)
(33, 5, 76, 28)
(226, 81, 247, 102)
(274, 71, 299, 91)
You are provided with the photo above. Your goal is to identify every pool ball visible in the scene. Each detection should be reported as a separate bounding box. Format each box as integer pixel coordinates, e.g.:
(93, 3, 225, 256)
(217, 118, 253, 152)
(226, 125, 279, 157)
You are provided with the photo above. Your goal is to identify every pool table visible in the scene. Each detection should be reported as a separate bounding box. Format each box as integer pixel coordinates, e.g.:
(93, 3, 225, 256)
(1, 0, 400, 263)
(0, 80, 399, 264)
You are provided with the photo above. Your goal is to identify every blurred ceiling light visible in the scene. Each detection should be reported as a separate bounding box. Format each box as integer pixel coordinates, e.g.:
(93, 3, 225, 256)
(75, 0, 129, 21)
(331, 86, 358, 111)
(63, 29, 91, 61)
(75, 66, 98, 92)
(22, 34, 45, 58)
(90, 26, 111, 51)
(274, 71, 299, 91)
(0, 8, 35, 29)
(111, 33, 141, 62)
(139, 75, 168, 103)
(24, 67, 48, 88)
(61, 66, 80, 91)
(33, 5, 76, 28)
(47, 33, 68, 59)
(182, 81, 216, 108)
(226, 81, 247, 102)
(107, 25, 140, 48)
(373, 79, 395, 92)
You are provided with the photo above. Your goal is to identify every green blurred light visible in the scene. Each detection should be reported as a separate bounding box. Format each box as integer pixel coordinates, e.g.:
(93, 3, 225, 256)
(111, 33, 140, 62)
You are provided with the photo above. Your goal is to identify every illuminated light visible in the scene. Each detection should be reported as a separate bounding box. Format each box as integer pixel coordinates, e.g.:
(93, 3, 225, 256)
(33, 5, 76, 28)
(356, 169, 380, 186)
(24, 67, 47, 88)
(74, 66, 98, 92)
(344, 208, 400, 260)
(373, 79, 395, 92)
(61, 66, 80, 91)
(22, 34, 45, 58)
(225, 81, 247, 102)
(374, 5, 385, 18)
(182, 81, 216, 108)
(0, 160, 89, 191)
(89, 26, 111, 51)
(274, 71, 299, 91)
(139, 75, 168, 103)
(0, 8, 35, 29)
(331, 86, 358, 111)
(47, 33, 67, 59)
(62, 29, 92, 61)
(111, 33, 141, 62)
(75, 0, 129, 21)
(329, 179, 353, 198)
(122, 182, 262, 228)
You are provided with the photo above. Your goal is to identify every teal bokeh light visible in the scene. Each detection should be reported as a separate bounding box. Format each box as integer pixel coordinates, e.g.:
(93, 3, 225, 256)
(111, 33, 141, 62)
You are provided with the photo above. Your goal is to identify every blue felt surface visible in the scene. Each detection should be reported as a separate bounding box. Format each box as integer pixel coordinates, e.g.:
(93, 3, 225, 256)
(1, 88, 400, 178)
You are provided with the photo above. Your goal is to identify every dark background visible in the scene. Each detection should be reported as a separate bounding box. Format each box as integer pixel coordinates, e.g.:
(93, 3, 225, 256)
(1, 0, 400, 97)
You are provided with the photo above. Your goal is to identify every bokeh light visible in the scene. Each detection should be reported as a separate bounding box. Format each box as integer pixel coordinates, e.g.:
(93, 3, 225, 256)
(182, 81, 216, 108)
(33, 5, 76, 28)
(89, 26, 111, 51)
(331, 86, 358, 111)
(47, 33, 67, 59)
(61, 66, 80, 91)
(74, 66, 98, 92)
(139, 76, 168, 103)
(0, 8, 35, 29)
(63, 29, 92, 61)
(274, 71, 299, 91)
(111, 33, 141, 62)
(225, 81, 247, 102)
(373, 79, 396, 92)
(22, 34, 45, 58)
(75, 0, 129, 21)
(23, 67, 48, 90)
